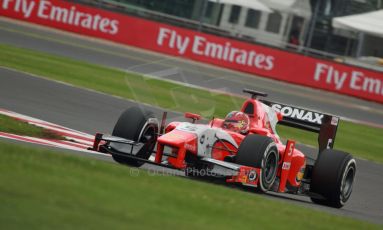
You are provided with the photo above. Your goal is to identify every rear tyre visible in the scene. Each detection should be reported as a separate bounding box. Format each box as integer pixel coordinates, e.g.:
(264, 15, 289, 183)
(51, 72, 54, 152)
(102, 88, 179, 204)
(111, 107, 158, 167)
(236, 134, 279, 193)
(310, 149, 356, 208)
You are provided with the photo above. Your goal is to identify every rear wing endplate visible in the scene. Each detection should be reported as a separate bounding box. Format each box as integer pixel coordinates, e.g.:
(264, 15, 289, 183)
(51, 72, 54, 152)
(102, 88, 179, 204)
(260, 100, 339, 153)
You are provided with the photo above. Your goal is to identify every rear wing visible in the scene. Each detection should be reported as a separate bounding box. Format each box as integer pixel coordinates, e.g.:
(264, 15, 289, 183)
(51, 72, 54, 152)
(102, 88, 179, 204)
(260, 100, 340, 153)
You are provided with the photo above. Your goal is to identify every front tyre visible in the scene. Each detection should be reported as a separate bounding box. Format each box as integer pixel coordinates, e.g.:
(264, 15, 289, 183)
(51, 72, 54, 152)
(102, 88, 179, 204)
(236, 134, 279, 193)
(111, 107, 158, 167)
(310, 149, 356, 208)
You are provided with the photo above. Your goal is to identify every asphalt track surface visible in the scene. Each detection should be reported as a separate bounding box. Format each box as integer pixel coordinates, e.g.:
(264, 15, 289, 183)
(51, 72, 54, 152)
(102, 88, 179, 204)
(0, 18, 383, 224)
(0, 18, 383, 127)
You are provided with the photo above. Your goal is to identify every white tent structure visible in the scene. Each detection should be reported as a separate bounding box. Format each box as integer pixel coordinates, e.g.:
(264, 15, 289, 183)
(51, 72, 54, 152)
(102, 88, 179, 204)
(208, 0, 272, 12)
(260, 0, 311, 18)
(211, 0, 311, 48)
(259, 0, 312, 47)
(332, 10, 383, 57)
(332, 10, 383, 38)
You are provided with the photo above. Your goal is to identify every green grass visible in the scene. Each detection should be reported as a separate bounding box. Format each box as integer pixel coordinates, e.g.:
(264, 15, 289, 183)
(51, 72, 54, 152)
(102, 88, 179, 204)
(0, 141, 380, 230)
(278, 120, 383, 163)
(0, 44, 382, 163)
(0, 114, 63, 140)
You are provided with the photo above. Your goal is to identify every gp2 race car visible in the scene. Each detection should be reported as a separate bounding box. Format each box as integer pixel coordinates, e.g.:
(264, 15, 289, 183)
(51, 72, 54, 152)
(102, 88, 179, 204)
(91, 89, 356, 208)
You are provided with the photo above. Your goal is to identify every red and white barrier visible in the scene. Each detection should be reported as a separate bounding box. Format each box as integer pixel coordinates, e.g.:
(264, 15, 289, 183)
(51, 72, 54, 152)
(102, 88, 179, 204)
(1, 0, 382, 103)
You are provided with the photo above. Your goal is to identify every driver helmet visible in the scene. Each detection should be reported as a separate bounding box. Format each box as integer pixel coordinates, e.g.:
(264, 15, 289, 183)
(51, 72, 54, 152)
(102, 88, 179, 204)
(223, 111, 250, 134)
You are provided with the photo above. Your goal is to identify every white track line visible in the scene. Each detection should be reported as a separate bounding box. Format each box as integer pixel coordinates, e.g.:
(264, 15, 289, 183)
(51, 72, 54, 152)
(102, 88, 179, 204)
(0, 132, 108, 156)
(0, 109, 94, 138)
(0, 109, 157, 162)
(0, 108, 99, 153)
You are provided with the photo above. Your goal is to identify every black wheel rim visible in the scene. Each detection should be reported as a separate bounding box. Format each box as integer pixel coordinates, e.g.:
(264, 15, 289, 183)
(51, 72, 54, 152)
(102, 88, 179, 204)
(264, 151, 277, 183)
(140, 125, 156, 142)
(342, 164, 355, 199)
(140, 124, 157, 149)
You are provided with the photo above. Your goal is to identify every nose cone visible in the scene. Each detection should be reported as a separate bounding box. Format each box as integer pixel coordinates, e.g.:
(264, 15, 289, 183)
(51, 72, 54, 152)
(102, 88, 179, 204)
(158, 130, 196, 147)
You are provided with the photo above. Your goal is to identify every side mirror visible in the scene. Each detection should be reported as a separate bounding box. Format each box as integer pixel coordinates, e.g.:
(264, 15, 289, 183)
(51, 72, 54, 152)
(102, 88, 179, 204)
(184, 112, 201, 123)
(276, 112, 283, 121)
(249, 127, 269, 136)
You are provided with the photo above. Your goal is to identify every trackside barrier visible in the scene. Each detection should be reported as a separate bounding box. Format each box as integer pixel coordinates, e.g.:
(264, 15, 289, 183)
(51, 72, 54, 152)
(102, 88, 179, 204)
(1, 0, 382, 103)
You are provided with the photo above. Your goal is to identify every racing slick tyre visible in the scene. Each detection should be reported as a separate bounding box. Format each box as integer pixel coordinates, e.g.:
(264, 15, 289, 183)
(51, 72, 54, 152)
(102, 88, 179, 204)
(111, 107, 158, 167)
(236, 134, 279, 193)
(310, 149, 356, 208)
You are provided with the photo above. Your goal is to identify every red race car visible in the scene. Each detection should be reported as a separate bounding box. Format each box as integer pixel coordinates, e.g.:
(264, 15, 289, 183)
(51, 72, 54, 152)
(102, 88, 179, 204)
(92, 89, 356, 208)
